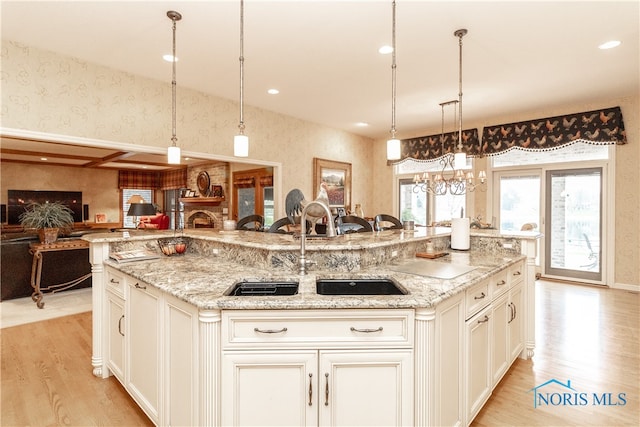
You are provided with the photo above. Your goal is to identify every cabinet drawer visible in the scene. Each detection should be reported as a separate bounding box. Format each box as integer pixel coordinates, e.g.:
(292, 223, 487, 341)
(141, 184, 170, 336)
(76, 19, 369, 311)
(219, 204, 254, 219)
(222, 309, 414, 349)
(509, 261, 524, 287)
(465, 279, 489, 320)
(489, 268, 509, 300)
(106, 268, 126, 298)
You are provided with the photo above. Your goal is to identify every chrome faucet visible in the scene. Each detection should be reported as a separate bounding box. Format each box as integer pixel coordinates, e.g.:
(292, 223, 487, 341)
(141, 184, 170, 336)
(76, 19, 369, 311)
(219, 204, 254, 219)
(299, 201, 337, 275)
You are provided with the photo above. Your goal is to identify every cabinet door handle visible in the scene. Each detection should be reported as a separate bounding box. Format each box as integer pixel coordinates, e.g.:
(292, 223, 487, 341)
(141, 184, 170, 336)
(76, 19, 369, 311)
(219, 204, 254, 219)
(253, 327, 288, 334)
(477, 315, 489, 324)
(350, 326, 383, 333)
(118, 314, 125, 336)
(513, 270, 522, 276)
(513, 302, 517, 321)
(497, 280, 506, 286)
(474, 292, 486, 300)
(110, 278, 120, 284)
(324, 373, 329, 406)
(308, 373, 313, 406)
(134, 282, 146, 290)
(507, 303, 514, 323)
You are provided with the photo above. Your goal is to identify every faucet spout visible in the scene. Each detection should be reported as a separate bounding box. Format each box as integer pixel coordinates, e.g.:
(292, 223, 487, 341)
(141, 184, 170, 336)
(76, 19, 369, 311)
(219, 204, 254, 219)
(299, 201, 337, 275)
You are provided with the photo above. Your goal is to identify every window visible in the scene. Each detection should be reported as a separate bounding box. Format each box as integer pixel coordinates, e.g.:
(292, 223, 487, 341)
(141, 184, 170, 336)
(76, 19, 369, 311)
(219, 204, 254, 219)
(164, 189, 184, 230)
(122, 189, 153, 228)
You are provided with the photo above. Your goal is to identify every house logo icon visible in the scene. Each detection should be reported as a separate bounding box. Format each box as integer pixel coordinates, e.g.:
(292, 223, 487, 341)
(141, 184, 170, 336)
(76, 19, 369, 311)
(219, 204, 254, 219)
(528, 379, 578, 408)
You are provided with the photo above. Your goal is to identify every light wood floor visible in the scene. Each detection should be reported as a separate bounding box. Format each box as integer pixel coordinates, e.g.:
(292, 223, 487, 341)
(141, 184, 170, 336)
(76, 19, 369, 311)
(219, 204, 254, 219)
(1, 280, 638, 426)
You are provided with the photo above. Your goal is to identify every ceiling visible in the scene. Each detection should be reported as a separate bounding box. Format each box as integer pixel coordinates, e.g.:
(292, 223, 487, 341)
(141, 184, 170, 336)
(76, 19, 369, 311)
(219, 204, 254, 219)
(1, 1, 638, 170)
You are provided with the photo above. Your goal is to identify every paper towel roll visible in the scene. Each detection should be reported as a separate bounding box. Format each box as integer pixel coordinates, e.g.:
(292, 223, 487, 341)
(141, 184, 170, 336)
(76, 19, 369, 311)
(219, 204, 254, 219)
(451, 217, 470, 250)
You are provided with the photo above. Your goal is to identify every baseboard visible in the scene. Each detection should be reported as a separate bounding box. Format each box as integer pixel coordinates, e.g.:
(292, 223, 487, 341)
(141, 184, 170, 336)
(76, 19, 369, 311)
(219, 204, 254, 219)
(611, 282, 640, 292)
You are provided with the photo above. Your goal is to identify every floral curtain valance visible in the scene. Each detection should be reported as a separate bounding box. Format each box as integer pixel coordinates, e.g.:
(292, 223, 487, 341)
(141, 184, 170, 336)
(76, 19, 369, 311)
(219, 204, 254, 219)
(481, 106, 627, 155)
(391, 128, 481, 164)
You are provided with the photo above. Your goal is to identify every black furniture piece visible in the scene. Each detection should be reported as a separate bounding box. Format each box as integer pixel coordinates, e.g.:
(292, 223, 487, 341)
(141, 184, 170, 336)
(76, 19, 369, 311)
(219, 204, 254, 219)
(267, 217, 312, 234)
(236, 214, 265, 231)
(374, 214, 403, 231)
(336, 215, 373, 234)
(1, 232, 93, 301)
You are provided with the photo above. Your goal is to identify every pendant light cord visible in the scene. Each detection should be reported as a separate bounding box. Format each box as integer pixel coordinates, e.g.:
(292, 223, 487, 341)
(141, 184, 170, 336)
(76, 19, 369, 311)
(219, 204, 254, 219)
(455, 29, 467, 152)
(168, 11, 182, 148)
(390, 0, 397, 140)
(238, 0, 245, 135)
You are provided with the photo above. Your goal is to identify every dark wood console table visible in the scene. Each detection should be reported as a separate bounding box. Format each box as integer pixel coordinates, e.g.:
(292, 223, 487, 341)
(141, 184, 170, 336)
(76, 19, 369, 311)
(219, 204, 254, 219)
(29, 240, 91, 309)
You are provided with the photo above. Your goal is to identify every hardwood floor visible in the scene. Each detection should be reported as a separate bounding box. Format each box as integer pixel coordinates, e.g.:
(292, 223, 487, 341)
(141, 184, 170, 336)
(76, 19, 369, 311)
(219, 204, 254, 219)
(473, 280, 640, 426)
(1, 280, 638, 426)
(1, 312, 152, 426)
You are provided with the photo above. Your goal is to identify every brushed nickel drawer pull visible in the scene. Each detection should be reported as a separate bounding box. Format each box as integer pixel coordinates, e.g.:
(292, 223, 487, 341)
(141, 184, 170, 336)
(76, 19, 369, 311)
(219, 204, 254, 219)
(110, 278, 120, 284)
(513, 270, 522, 276)
(477, 315, 489, 324)
(324, 373, 329, 406)
(474, 292, 486, 300)
(134, 283, 146, 290)
(350, 326, 383, 333)
(308, 373, 313, 406)
(118, 315, 125, 336)
(253, 327, 288, 334)
(497, 280, 506, 286)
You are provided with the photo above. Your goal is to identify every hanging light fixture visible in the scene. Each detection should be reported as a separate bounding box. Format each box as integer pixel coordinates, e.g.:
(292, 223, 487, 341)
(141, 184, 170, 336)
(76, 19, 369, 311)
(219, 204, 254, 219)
(234, 0, 249, 157)
(167, 10, 182, 165)
(413, 28, 486, 195)
(386, 0, 401, 161)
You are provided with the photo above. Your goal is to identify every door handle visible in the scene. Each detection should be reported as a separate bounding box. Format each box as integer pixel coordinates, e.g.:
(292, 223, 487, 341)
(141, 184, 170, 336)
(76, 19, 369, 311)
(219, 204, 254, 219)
(308, 373, 313, 406)
(324, 373, 329, 406)
(118, 314, 125, 336)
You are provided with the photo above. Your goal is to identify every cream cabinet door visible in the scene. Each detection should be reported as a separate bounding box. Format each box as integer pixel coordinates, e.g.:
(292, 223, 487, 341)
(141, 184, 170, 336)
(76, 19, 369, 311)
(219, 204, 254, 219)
(106, 291, 125, 383)
(491, 292, 509, 387)
(221, 350, 318, 426)
(465, 305, 492, 425)
(508, 282, 525, 362)
(127, 280, 161, 424)
(318, 349, 413, 427)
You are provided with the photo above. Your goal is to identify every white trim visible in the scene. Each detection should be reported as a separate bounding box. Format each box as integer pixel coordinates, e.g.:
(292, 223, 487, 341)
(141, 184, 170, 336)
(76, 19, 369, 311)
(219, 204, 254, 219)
(611, 282, 640, 292)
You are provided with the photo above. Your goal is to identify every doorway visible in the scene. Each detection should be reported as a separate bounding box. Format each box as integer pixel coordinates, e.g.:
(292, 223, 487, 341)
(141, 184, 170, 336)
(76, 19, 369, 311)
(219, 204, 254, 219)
(544, 168, 602, 282)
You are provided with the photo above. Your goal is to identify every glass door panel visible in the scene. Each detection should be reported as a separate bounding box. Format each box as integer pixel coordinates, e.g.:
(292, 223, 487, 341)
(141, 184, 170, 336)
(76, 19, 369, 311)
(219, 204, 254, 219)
(498, 175, 541, 232)
(237, 187, 256, 220)
(545, 168, 602, 282)
(398, 179, 427, 225)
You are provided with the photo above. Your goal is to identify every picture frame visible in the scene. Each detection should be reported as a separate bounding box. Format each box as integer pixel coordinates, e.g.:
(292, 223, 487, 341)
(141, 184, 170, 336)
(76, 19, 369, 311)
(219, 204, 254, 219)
(313, 158, 351, 210)
(95, 213, 107, 223)
(211, 185, 224, 198)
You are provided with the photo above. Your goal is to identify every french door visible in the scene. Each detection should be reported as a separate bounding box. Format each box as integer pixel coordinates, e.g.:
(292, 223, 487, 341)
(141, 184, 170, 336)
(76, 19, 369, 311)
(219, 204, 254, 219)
(545, 168, 602, 282)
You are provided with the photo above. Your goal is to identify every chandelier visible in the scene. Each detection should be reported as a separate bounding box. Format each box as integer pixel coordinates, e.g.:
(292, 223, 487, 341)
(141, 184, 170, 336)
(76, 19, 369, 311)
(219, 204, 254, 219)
(413, 28, 486, 195)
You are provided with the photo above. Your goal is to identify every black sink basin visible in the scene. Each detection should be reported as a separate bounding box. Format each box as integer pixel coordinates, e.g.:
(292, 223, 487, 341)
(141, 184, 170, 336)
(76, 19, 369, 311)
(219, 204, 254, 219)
(316, 278, 406, 295)
(227, 281, 299, 296)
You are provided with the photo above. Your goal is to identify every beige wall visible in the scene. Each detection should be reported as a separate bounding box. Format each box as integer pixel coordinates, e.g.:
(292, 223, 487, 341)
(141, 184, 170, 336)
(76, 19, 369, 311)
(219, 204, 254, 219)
(0, 41, 375, 216)
(371, 96, 639, 288)
(0, 163, 121, 223)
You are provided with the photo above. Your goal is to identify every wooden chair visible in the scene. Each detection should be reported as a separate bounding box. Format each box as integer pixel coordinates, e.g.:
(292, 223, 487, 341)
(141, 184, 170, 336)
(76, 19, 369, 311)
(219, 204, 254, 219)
(236, 214, 265, 231)
(337, 215, 373, 234)
(374, 214, 403, 231)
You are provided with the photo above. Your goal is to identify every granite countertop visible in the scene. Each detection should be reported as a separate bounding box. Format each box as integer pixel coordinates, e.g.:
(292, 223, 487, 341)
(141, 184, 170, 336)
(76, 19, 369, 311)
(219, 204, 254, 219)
(105, 249, 525, 312)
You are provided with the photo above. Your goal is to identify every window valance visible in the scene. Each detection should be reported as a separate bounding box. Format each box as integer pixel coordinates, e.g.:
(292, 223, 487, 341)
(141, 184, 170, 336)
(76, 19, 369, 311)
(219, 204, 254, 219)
(481, 106, 627, 155)
(390, 128, 481, 165)
(159, 168, 187, 190)
(118, 170, 159, 189)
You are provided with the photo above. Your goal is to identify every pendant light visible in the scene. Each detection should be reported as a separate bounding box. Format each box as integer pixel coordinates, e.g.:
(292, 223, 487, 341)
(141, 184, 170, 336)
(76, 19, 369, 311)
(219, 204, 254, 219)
(167, 10, 182, 165)
(386, 0, 401, 161)
(234, 0, 249, 157)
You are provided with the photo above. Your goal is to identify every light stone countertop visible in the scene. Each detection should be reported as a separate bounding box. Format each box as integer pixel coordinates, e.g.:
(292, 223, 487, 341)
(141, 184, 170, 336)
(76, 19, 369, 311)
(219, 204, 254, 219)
(104, 250, 525, 311)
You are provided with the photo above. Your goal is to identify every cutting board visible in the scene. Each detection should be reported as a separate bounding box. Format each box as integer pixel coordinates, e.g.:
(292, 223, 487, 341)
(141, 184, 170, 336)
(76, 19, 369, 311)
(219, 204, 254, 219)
(415, 252, 448, 259)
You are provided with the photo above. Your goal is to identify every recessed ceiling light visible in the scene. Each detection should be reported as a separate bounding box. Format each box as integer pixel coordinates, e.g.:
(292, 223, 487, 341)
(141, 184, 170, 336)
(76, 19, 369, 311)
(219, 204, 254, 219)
(40, 157, 48, 161)
(355, 122, 369, 127)
(379, 45, 393, 54)
(599, 40, 621, 50)
(267, 88, 279, 95)
(163, 54, 178, 62)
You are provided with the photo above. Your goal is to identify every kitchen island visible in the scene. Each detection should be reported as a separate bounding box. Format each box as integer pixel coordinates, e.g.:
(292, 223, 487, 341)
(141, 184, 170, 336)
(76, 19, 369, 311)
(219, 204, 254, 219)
(84, 227, 540, 426)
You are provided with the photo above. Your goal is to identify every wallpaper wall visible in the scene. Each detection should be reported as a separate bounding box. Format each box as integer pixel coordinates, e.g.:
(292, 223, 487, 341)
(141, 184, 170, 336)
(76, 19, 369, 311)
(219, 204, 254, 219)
(0, 41, 375, 218)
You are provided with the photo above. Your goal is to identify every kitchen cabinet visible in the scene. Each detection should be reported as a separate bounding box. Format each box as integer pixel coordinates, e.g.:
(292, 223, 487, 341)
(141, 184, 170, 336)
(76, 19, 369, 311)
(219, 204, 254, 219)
(465, 304, 492, 425)
(221, 309, 414, 426)
(490, 292, 510, 387)
(106, 269, 125, 384)
(508, 281, 524, 362)
(127, 278, 161, 424)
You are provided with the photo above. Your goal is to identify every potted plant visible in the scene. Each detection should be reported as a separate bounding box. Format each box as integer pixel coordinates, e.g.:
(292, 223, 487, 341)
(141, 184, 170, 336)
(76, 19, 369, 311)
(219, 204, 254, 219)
(19, 201, 75, 244)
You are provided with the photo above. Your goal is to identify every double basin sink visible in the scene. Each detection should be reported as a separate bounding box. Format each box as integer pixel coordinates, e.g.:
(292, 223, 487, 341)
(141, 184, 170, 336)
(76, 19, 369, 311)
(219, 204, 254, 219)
(227, 278, 407, 296)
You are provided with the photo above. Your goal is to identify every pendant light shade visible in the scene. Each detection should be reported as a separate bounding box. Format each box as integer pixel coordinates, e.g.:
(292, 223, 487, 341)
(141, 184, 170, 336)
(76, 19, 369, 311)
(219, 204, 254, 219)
(386, 0, 401, 161)
(234, 134, 249, 157)
(234, 0, 249, 157)
(167, 10, 182, 165)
